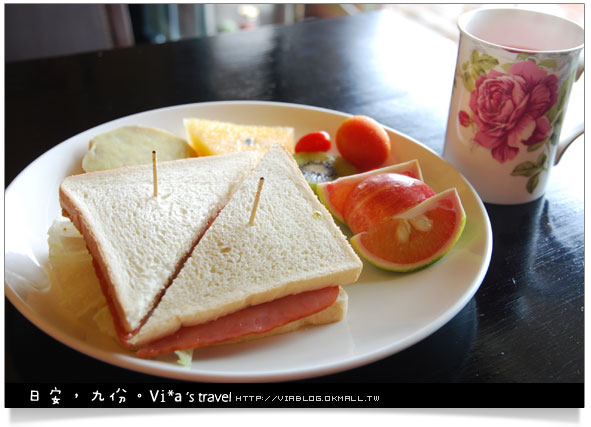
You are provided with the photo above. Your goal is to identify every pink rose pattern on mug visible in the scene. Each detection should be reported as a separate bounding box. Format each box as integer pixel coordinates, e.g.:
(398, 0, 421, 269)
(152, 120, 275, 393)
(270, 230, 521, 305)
(456, 50, 575, 193)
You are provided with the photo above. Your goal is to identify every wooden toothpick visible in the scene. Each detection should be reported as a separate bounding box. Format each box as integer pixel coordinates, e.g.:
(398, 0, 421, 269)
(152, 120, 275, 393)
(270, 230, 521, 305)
(152, 150, 158, 197)
(248, 177, 264, 226)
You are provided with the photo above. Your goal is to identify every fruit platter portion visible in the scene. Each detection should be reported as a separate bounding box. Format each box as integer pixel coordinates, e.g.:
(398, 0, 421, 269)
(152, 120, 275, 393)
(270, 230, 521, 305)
(78, 110, 467, 276)
(180, 110, 468, 274)
(294, 116, 466, 274)
(5, 101, 492, 382)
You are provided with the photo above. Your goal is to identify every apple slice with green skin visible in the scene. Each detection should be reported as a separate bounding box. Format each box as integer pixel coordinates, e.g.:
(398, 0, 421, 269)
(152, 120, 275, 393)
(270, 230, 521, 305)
(350, 188, 466, 272)
(316, 160, 424, 224)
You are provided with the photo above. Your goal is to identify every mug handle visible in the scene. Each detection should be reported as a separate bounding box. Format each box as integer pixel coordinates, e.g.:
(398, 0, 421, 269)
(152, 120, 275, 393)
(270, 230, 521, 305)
(555, 52, 584, 165)
(555, 121, 584, 165)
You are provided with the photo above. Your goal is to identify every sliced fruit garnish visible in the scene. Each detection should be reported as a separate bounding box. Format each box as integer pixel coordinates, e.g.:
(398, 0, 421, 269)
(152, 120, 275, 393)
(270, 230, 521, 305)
(293, 152, 355, 193)
(184, 118, 294, 156)
(344, 173, 435, 234)
(350, 188, 466, 272)
(82, 126, 195, 172)
(316, 160, 423, 223)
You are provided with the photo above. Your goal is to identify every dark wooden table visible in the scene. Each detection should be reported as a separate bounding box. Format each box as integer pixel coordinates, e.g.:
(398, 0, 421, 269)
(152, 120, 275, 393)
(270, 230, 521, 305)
(5, 11, 584, 406)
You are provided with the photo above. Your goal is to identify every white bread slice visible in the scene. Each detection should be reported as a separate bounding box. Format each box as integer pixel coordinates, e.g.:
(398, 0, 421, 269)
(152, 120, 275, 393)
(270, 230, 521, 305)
(131, 145, 362, 346)
(59, 151, 259, 333)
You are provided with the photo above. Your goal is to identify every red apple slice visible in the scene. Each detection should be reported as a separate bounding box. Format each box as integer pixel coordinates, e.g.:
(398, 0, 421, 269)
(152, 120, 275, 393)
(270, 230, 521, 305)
(343, 173, 435, 234)
(316, 160, 424, 224)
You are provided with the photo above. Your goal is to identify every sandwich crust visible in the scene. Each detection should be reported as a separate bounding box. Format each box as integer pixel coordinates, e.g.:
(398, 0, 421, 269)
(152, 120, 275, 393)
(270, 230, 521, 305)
(59, 152, 259, 333)
(60, 185, 129, 331)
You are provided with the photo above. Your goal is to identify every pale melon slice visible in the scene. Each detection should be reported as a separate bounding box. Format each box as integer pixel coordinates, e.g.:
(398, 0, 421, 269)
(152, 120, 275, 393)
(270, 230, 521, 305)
(82, 126, 195, 172)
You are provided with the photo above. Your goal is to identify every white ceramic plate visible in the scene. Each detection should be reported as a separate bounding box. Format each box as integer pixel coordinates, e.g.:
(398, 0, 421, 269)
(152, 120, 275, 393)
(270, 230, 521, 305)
(5, 101, 492, 382)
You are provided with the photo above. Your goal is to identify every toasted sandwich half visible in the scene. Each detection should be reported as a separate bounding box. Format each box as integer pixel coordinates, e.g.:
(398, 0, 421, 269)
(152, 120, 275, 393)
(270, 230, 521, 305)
(59, 151, 260, 341)
(129, 145, 363, 357)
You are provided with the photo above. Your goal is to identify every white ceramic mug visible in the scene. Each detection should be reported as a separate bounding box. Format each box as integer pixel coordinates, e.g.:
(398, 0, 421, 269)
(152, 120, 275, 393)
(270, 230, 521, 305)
(444, 8, 584, 204)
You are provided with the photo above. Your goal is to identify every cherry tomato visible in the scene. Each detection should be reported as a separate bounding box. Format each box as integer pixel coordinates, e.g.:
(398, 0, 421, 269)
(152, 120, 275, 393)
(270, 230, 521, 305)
(295, 131, 331, 153)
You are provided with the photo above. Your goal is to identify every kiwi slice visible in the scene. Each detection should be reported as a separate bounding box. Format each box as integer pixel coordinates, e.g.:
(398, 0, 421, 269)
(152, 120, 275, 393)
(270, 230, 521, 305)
(293, 152, 356, 191)
(333, 155, 357, 177)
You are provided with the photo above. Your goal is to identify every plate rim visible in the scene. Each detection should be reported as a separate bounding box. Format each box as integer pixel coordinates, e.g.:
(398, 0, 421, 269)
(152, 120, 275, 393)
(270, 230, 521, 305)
(5, 100, 493, 382)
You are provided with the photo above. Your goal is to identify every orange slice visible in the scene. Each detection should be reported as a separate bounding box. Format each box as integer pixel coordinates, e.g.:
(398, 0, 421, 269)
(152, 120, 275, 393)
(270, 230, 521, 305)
(184, 118, 294, 156)
(350, 188, 466, 272)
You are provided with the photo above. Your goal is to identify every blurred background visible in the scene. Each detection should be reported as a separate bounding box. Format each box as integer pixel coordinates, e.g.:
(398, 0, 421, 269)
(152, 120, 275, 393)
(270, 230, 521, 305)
(4, 3, 584, 63)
